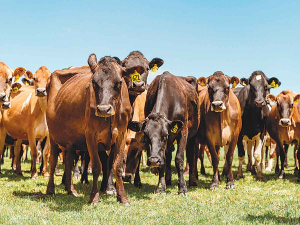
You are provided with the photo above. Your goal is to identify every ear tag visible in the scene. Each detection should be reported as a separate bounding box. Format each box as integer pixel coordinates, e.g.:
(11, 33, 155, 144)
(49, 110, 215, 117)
(242, 81, 247, 86)
(15, 75, 20, 82)
(171, 124, 178, 133)
(173, 140, 177, 145)
(294, 99, 299, 104)
(270, 80, 276, 88)
(200, 81, 206, 86)
(130, 70, 141, 82)
(274, 84, 279, 89)
(25, 81, 29, 85)
(12, 86, 19, 93)
(232, 81, 237, 89)
(151, 64, 158, 73)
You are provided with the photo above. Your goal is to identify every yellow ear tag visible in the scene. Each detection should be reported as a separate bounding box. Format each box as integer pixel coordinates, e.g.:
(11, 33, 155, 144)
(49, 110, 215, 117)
(171, 124, 178, 133)
(151, 64, 158, 73)
(294, 99, 299, 104)
(270, 80, 276, 88)
(173, 140, 177, 145)
(12, 86, 19, 93)
(130, 70, 141, 82)
(232, 81, 237, 89)
(200, 81, 206, 86)
(242, 81, 247, 86)
(274, 84, 279, 89)
(15, 75, 20, 82)
(25, 81, 29, 85)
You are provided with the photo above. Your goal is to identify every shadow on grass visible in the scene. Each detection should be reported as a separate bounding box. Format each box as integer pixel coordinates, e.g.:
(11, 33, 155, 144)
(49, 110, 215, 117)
(0, 169, 31, 181)
(245, 213, 300, 224)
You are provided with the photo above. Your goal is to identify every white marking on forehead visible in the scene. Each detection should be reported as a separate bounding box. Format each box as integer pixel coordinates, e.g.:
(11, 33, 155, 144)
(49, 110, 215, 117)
(256, 75, 261, 80)
(21, 93, 32, 112)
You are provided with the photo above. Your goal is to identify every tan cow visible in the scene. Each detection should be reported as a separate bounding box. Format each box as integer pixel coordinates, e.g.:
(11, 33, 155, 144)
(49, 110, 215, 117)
(0, 66, 51, 178)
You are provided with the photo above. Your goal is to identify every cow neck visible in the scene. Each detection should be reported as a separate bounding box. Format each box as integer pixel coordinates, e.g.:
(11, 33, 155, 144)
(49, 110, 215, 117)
(38, 97, 47, 113)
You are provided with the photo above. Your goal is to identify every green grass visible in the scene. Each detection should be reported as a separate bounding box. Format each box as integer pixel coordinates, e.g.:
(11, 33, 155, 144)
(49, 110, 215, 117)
(0, 148, 299, 224)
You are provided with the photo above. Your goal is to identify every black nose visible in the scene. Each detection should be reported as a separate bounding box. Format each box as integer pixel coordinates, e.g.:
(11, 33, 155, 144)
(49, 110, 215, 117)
(36, 88, 47, 97)
(148, 157, 161, 167)
(280, 118, 291, 127)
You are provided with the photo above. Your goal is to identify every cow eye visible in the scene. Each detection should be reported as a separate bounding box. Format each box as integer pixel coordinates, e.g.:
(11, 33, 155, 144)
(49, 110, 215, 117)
(264, 86, 269, 91)
(6, 77, 13, 83)
(114, 80, 122, 90)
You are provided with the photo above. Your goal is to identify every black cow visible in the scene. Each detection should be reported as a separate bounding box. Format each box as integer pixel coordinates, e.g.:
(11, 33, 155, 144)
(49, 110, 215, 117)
(129, 72, 199, 194)
(234, 71, 281, 180)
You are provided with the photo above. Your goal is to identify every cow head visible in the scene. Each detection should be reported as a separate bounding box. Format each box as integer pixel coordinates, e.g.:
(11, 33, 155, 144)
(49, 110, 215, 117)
(0, 63, 27, 109)
(240, 71, 281, 108)
(267, 90, 300, 127)
(122, 51, 164, 96)
(128, 113, 183, 167)
(26, 66, 51, 97)
(198, 71, 239, 112)
(88, 54, 141, 118)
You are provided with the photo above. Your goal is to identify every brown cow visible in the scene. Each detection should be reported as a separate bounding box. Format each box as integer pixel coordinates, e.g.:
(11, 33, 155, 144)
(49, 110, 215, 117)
(46, 54, 139, 204)
(0, 66, 51, 178)
(197, 71, 242, 190)
(266, 90, 300, 179)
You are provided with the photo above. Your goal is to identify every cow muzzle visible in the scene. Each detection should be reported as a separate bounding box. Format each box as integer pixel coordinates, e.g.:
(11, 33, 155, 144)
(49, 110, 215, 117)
(279, 118, 291, 127)
(0, 93, 8, 104)
(36, 88, 47, 97)
(96, 104, 115, 117)
(255, 100, 265, 107)
(129, 81, 146, 95)
(1, 102, 11, 109)
(147, 156, 162, 167)
(211, 101, 226, 112)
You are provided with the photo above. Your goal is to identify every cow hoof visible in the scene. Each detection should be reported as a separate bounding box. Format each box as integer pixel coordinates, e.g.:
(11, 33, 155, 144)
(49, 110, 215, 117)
(178, 187, 188, 194)
(189, 180, 197, 187)
(294, 168, 299, 177)
(16, 172, 23, 177)
(210, 183, 219, 191)
(81, 179, 89, 185)
(278, 174, 285, 179)
(43, 172, 50, 178)
(166, 180, 171, 186)
(265, 168, 272, 172)
(236, 174, 244, 180)
(124, 202, 131, 207)
(31, 172, 38, 179)
(68, 190, 79, 197)
(156, 188, 166, 194)
(73, 172, 80, 180)
(46, 187, 55, 195)
(134, 182, 142, 188)
(257, 176, 265, 181)
(106, 189, 117, 196)
(226, 182, 235, 189)
(88, 192, 99, 204)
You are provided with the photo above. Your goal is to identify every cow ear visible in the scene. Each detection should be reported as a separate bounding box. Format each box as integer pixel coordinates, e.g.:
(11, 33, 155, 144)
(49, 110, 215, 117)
(149, 58, 164, 73)
(88, 82, 96, 109)
(88, 53, 99, 73)
(230, 76, 239, 89)
(13, 67, 26, 82)
(128, 121, 145, 132)
(266, 94, 276, 103)
(22, 78, 30, 85)
(294, 94, 300, 104)
(113, 57, 122, 66)
(197, 77, 207, 86)
(169, 120, 183, 134)
(240, 78, 249, 86)
(268, 77, 281, 89)
(24, 71, 33, 80)
(11, 83, 22, 93)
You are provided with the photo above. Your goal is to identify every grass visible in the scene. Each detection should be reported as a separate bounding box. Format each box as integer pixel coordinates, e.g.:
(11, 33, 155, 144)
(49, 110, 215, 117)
(0, 148, 299, 225)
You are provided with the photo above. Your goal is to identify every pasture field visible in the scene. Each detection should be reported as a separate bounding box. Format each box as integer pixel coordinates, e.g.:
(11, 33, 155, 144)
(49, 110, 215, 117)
(0, 148, 299, 225)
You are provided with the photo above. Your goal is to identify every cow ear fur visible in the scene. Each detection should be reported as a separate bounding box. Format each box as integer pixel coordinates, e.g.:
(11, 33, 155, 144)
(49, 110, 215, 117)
(240, 78, 249, 86)
(266, 94, 276, 103)
(197, 77, 207, 86)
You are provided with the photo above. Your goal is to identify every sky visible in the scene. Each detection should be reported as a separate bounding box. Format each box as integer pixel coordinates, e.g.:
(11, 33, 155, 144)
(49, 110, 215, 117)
(1, 0, 299, 95)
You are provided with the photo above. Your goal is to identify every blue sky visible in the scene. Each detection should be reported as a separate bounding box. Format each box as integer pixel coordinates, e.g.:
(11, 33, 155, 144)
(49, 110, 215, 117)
(1, 0, 299, 95)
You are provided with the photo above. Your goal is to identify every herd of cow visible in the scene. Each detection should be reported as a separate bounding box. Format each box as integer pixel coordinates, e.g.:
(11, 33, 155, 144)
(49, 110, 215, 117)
(0, 51, 299, 205)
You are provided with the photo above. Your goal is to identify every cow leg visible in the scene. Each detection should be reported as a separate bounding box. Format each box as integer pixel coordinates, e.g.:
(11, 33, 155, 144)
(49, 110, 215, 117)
(297, 146, 300, 182)
(106, 149, 117, 196)
(222, 145, 229, 176)
(86, 136, 101, 204)
(165, 145, 173, 186)
(28, 130, 39, 179)
(134, 154, 142, 188)
(141, 150, 147, 167)
(13, 140, 23, 176)
(176, 131, 188, 194)
(81, 151, 90, 184)
(73, 151, 80, 179)
(0, 129, 6, 173)
(266, 143, 276, 172)
(253, 135, 264, 181)
(284, 147, 289, 168)
(294, 146, 299, 176)
(187, 136, 197, 187)
(98, 149, 108, 193)
(46, 139, 59, 195)
(237, 135, 245, 179)
(279, 144, 288, 179)
(112, 135, 129, 204)
(199, 144, 206, 175)
(207, 142, 219, 190)
(42, 137, 50, 177)
(64, 146, 78, 196)
(156, 165, 166, 194)
(275, 145, 279, 173)
(261, 137, 266, 171)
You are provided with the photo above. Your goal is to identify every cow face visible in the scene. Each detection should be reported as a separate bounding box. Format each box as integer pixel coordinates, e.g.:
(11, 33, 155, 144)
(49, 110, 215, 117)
(122, 51, 164, 96)
(0, 64, 26, 109)
(267, 91, 300, 127)
(27, 67, 51, 97)
(128, 114, 183, 167)
(198, 71, 239, 112)
(240, 71, 281, 108)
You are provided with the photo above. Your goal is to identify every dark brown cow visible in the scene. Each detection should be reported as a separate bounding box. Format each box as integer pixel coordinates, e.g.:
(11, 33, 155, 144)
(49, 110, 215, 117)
(46, 54, 139, 204)
(197, 71, 242, 190)
(129, 72, 199, 194)
(266, 90, 300, 180)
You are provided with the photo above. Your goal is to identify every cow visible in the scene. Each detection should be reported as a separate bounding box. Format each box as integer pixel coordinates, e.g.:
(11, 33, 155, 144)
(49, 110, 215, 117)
(196, 71, 242, 190)
(46, 54, 140, 204)
(129, 72, 199, 194)
(0, 66, 51, 178)
(234, 71, 281, 180)
(266, 90, 300, 180)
